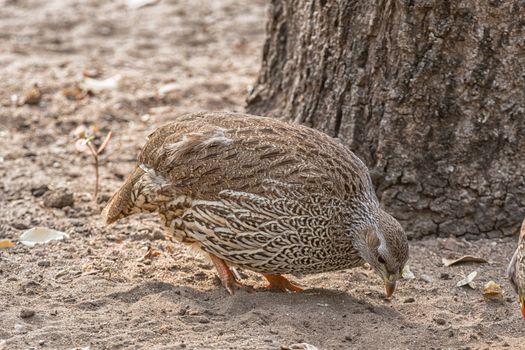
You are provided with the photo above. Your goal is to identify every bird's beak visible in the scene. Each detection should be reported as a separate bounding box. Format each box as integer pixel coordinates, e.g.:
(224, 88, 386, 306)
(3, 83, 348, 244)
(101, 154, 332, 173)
(384, 276, 397, 298)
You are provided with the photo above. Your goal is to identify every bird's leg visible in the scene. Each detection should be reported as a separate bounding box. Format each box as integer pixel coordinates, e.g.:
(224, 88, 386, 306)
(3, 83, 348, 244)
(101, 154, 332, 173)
(263, 274, 304, 292)
(209, 254, 246, 295)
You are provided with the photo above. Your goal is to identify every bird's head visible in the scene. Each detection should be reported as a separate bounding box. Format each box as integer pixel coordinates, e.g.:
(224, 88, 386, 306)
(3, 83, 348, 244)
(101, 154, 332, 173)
(355, 209, 409, 298)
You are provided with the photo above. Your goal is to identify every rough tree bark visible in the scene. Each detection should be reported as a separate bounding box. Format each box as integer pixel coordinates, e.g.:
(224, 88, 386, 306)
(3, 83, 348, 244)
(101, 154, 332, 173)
(246, 0, 525, 239)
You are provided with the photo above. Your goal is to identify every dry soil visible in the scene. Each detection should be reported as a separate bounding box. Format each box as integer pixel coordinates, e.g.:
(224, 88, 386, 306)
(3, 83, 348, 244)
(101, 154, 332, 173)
(0, 1, 524, 349)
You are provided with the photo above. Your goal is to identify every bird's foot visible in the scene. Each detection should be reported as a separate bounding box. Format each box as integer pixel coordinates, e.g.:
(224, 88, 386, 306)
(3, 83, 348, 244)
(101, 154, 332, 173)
(263, 274, 304, 292)
(209, 253, 252, 295)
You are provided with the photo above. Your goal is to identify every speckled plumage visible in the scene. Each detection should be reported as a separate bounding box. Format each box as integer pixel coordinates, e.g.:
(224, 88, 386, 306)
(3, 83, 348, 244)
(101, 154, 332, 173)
(103, 112, 409, 293)
(508, 219, 525, 319)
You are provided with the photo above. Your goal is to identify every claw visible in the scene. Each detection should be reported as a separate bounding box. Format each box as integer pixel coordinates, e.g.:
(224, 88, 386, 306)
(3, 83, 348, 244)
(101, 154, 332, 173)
(263, 274, 304, 292)
(208, 254, 252, 295)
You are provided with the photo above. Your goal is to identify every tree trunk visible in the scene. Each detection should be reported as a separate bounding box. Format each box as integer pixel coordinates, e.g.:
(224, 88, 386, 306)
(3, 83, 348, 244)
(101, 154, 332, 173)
(246, 0, 525, 239)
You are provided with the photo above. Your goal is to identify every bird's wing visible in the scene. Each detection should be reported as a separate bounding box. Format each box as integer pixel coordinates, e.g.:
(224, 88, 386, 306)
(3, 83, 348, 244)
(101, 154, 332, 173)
(179, 188, 358, 274)
(138, 112, 374, 202)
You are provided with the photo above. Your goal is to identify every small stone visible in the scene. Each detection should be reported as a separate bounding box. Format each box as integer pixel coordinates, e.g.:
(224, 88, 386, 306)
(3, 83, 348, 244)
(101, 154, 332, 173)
(38, 340, 45, 346)
(37, 260, 50, 267)
(20, 309, 35, 318)
(193, 272, 207, 281)
(96, 193, 111, 204)
(420, 274, 433, 283)
(176, 305, 188, 316)
(14, 324, 26, 333)
(197, 316, 210, 324)
(434, 318, 446, 325)
(403, 297, 415, 303)
(11, 222, 29, 230)
(344, 335, 352, 342)
(31, 185, 49, 198)
(43, 188, 74, 209)
(440, 272, 451, 280)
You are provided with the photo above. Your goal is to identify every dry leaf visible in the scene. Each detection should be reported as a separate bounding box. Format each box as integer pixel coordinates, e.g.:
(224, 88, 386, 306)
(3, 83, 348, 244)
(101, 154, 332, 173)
(19, 227, 69, 247)
(165, 244, 174, 254)
(402, 264, 415, 280)
(23, 83, 42, 105)
(0, 239, 15, 249)
(483, 281, 503, 300)
(442, 255, 488, 267)
(456, 271, 477, 288)
(63, 84, 87, 100)
(143, 247, 161, 260)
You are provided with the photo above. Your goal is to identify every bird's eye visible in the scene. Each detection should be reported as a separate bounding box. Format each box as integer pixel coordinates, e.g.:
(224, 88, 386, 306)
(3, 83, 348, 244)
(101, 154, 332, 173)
(378, 256, 386, 264)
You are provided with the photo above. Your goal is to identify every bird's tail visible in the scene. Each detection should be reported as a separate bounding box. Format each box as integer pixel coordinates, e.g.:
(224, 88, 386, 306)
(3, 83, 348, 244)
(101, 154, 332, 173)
(102, 166, 145, 224)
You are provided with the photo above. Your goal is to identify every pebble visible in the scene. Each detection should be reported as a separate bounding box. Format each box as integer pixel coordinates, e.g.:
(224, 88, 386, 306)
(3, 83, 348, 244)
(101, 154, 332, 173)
(176, 305, 189, 316)
(14, 324, 26, 333)
(434, 318, 446, 325)
(420, 274, 433, 283)
(196, 316, 210, 324)
(43, 188, 74, 209)
(96, 193, 111, 204)
(187, 309, 201, 316)
(20, 309, 35, 318)
(11, 222, 29, 230)
(440, 272, 451, 280)
(403, 297, 416, 303)
(37, 260, 50, 267)
(31, 185, 49, 198)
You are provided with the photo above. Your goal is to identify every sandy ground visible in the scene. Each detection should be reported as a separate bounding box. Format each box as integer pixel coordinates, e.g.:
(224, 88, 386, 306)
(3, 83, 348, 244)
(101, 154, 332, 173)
(1, 1, 524, 349)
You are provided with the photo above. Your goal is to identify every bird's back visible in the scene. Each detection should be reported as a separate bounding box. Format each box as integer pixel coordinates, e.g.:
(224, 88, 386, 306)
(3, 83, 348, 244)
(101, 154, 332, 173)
(138, 111, 374, 201)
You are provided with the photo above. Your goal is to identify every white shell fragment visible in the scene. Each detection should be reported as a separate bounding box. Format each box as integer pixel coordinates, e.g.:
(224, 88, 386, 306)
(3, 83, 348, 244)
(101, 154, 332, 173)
(158, 82, 179, 96)
(286, 343, 318, 350)
(79, 75, 121, 93)
(456, 271, 477, 288)
(19, 227, 69, 247)
(126, 0, 159, 10)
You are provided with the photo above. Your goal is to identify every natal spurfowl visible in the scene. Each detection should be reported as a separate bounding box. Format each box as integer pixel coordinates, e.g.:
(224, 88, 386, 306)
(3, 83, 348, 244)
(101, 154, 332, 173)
(103, 112, 409, 297)
(508, 219, 525, 319)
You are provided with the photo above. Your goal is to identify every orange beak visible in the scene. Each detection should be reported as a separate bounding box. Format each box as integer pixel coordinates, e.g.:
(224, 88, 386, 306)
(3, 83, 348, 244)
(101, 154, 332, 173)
(385, 280, 396, 298)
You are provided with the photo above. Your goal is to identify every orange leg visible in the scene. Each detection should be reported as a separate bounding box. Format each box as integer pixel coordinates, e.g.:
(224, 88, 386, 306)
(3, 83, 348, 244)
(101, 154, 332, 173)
(263, 274, 304, 292)
(209, 254, 246, 295)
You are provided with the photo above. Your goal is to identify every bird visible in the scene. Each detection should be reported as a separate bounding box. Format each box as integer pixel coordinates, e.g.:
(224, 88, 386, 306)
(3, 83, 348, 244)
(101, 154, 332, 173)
(508, 218, 525, 319)
(103, 111, 409, 297)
